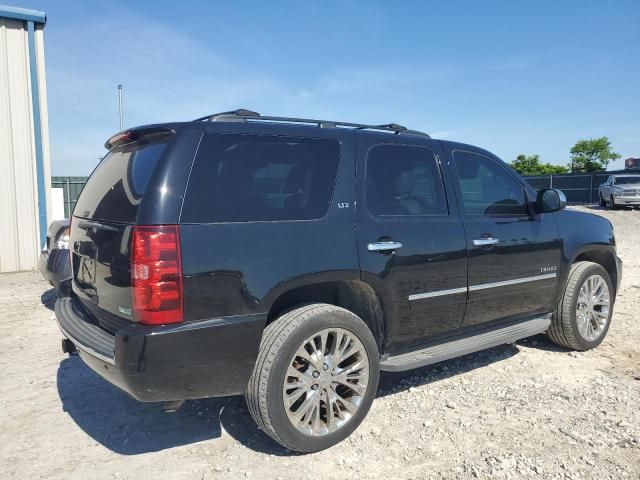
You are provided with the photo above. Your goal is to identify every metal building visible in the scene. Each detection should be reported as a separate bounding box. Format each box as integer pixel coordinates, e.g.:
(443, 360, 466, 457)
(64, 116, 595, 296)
(0, 5, 51, 273)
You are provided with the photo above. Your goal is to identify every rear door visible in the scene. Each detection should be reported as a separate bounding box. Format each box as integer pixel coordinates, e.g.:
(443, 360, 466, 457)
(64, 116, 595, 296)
(448, 146, 562, 327)
(355, 134, 467, 353)
(70, 131, 178, 322)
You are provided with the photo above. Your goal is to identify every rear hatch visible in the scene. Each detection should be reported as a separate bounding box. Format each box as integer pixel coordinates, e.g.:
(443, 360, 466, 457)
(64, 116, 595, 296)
(70, 130, 173, 325)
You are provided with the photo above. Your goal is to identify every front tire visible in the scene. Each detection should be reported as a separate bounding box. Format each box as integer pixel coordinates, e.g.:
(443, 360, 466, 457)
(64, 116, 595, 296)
(548, 261, 614, 351)
(610, 195, 621, 210)
(599, 194, 606, 207)
(246, 304, 380, 453)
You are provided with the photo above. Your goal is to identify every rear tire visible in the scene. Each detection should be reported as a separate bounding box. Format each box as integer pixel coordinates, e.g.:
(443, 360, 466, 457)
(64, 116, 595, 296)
(246, 304, 380, 453)
(548, 261, 614, 351)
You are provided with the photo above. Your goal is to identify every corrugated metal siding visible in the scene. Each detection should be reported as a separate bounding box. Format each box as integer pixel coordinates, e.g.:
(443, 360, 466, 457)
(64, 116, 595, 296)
(0, 18, 51, 272)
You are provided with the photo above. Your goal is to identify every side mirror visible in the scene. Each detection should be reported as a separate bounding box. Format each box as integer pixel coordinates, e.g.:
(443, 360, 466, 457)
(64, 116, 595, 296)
(537, 189, 566, 213)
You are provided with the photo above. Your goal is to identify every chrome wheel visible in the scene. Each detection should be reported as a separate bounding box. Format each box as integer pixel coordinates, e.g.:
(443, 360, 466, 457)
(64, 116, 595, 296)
(283, 327, 370, 437)
(576, 274, 610, 342)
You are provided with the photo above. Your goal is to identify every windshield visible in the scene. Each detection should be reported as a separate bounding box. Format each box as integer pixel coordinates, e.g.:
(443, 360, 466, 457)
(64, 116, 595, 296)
(614, 176, 640, 185)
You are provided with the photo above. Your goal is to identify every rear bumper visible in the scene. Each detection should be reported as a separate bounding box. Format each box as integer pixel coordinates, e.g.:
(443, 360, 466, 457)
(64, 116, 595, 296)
(55, 297, 265, 402)
(39, 248, 71, 287)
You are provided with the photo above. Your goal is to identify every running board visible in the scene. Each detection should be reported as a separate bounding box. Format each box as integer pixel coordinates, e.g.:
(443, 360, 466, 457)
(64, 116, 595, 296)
(380, 315, 551, 372)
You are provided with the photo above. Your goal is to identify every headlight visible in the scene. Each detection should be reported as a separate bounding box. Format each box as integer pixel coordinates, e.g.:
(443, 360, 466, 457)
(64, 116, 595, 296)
(55, 227, 70, 250)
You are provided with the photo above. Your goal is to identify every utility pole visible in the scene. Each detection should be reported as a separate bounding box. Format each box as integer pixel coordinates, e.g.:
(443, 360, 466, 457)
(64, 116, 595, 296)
(117, 84, 124, 131)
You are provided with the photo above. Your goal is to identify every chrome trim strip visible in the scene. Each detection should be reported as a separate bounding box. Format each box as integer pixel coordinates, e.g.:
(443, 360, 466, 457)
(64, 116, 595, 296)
(57, 324, 116, 366)
(408, 273, 557, 301)
(408, 287, 467, 301)
(469, 273, 557, 292)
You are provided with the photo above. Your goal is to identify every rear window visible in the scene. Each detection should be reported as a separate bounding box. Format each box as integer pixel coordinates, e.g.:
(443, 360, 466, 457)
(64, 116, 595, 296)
(181, 133, 340, 223)
(74, 138, 170, 222)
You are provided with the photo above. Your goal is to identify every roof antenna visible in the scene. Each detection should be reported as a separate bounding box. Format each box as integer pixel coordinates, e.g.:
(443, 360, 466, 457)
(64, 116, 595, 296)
(117, 84, 124, 131)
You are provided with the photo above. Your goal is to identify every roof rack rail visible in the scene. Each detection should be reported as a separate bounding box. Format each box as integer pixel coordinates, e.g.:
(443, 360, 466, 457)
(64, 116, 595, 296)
(193, 109, 430, 138)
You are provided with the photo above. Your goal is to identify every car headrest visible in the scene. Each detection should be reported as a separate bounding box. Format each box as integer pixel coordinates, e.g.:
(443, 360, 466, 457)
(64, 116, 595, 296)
(392, 170, 415, 197)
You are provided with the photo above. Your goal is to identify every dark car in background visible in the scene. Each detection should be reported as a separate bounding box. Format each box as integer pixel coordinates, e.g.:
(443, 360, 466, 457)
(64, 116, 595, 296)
(39, 219, 71, 287)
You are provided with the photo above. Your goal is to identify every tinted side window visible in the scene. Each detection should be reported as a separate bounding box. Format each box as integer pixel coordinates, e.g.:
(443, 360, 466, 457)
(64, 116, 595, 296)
(366, 144, 447, 217)
(453, 150, 528, 216)
(181, 134, 340, 223)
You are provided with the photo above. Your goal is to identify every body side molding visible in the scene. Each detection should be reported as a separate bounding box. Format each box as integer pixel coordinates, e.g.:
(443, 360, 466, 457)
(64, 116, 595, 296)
(408, 273, 557, 301)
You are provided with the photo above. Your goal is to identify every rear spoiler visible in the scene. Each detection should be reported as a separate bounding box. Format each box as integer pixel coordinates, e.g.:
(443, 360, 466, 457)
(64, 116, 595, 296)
(104, 126, 174, 150)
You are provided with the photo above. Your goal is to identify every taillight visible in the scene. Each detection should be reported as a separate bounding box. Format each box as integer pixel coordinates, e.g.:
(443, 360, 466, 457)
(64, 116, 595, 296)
(104, 131, 134, 149)
(131, 225, 183, 325)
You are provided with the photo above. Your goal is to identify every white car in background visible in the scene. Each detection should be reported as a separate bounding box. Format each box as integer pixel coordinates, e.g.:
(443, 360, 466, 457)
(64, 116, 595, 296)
(38, 219, 71, 287)
(599, 174, 640, 209)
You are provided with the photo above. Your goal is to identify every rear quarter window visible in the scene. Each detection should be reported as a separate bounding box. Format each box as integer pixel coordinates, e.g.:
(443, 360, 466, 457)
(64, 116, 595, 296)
(181, 133, 340, 223)
(74, 138, 170, 222)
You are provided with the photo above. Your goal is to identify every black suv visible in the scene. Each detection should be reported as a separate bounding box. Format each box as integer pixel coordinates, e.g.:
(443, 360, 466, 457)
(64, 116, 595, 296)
(56, 109, 622, 452)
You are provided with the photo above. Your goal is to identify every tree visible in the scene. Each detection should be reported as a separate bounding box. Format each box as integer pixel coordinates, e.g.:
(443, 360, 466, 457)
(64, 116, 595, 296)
(510, 154, 569, 176)
(569, 137, 620, 172)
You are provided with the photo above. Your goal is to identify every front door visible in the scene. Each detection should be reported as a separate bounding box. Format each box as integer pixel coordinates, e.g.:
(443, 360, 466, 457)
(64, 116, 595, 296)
(355, 135, 468, 353)
(448, 147, 562, 327)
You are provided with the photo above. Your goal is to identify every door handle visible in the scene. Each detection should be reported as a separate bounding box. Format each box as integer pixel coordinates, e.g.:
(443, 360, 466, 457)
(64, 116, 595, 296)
(473, 237, 499, 246)
(367, 241, 403, 252)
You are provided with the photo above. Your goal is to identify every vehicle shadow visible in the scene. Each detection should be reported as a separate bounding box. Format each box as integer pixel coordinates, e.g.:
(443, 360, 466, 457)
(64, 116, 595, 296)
(517, 332, 569, 352)
(58, 357, 224, 455)
(581, 204, 606, 211)
(58, 340, 535, 456)
(56, 356, 294, 456)
(41, 288, 57, 311)
(582, 204, 638, 211)
(377, 342, 520, 397)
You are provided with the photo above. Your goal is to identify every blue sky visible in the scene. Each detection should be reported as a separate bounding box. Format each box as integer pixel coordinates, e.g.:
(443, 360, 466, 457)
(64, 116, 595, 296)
(12, 0, 640, 175)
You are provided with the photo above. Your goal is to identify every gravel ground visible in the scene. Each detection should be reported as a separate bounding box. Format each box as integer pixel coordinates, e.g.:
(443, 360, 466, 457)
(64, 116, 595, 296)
(0, 205, 638, 480)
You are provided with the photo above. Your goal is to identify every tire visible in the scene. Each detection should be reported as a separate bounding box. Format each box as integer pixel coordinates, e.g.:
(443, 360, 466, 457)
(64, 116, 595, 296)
(599, 194, 606, 207)
(610, 195, 621, 210)
(547, 261, 614, 351)
(246, 303, 380, 453)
